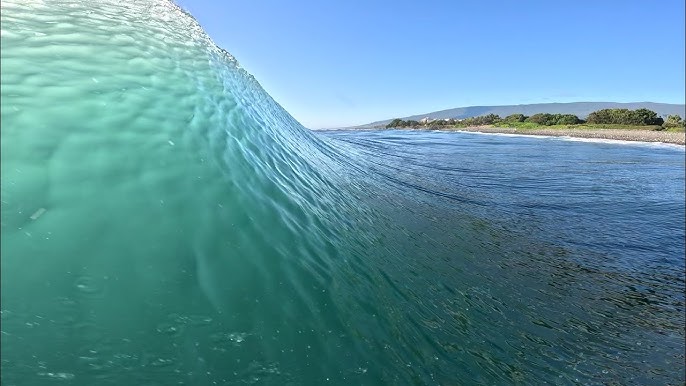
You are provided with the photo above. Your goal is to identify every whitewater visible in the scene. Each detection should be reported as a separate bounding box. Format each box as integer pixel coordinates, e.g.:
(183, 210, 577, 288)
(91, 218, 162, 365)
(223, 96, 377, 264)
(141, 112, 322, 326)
(1, 1, 684, 385)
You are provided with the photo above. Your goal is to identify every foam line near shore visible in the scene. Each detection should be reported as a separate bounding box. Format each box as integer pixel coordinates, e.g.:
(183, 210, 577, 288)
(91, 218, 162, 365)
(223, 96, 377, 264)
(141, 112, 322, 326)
(450, 127, 686, 146)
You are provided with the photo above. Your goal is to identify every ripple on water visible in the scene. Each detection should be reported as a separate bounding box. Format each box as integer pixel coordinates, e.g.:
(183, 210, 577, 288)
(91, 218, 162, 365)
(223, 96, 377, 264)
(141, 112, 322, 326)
(148, 357, 175, 368)
(73, 276, 105, 298)
(37, 372, 75, 381)
(233, 360, 282, 385)
(155, 313, 214, 338)
(167, 313, 214, 326)
(155, 323, 182, 337)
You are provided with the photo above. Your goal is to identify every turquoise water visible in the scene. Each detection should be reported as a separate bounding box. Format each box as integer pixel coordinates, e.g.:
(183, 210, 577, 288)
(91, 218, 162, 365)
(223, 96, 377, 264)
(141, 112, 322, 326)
(1, 1, 685, 385)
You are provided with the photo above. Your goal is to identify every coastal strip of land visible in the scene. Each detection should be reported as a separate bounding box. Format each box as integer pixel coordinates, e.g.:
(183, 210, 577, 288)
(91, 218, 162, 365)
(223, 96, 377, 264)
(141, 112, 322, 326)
(446, 126, 686, 145)
(379, 108, 686, 145)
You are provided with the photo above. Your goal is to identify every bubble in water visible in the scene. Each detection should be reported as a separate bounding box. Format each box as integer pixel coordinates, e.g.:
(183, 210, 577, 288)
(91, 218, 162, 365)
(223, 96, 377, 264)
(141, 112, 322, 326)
(228, 332, 247, 344)
(74, 276, 103, 297)
(37, 372, 75, 380)
(149, 358, 175, 368)
(210, 332, 249, 346)
(156, 323, 182, 336)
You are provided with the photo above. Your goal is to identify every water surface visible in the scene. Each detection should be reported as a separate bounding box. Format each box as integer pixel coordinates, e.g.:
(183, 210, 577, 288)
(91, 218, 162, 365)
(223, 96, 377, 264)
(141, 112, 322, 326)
(1, 1, 684, 385)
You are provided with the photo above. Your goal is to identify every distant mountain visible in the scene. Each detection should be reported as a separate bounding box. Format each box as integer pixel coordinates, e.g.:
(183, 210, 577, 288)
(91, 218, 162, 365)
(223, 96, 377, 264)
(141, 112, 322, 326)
(351, 102, 686, 129)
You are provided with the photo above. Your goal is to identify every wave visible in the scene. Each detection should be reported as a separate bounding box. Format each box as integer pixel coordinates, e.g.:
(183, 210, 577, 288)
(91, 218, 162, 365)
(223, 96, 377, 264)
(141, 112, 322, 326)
(0, 0, 379, 382)
(1, 1, 684, 385)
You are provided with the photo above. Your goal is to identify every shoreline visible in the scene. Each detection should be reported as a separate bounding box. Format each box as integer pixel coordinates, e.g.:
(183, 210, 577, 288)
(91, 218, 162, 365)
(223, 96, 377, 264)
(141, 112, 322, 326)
(434, 126, 685, 145)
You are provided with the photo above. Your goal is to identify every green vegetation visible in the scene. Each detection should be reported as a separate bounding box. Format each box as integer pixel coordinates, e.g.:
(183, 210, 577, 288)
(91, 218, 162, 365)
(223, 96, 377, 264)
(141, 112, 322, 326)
(386, 118, 420, 128)
(385, 108, 685, 131)
(525, 113, 581, 126)
(663, 115, 685, 130)
(586, 108, 664, 126)
(494, 122, 664, 131)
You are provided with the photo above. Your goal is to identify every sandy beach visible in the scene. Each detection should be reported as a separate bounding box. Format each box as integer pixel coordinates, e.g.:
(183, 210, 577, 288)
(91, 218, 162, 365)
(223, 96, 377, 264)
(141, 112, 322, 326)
(450, 126, 686, 145)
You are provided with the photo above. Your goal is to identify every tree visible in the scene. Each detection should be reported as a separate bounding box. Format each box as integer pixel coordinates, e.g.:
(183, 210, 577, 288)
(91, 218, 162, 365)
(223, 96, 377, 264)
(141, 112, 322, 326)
(632, 108, 663, 125)
(556, 114, 580, 125)
(524, 113, 580, 126)
(663, 115, 684, 128)
(386, 118, 407, 128)
(504, 113, 527, 122)
(483, 114, 501, 124)
(526, 113, 555, 125)
(586, 108, 663, 126)
(586, 109, 614, 124)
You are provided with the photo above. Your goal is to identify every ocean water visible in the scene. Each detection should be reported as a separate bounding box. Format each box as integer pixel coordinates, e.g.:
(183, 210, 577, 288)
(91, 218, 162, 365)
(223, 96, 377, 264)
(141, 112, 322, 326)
(1, 1, 685, 385)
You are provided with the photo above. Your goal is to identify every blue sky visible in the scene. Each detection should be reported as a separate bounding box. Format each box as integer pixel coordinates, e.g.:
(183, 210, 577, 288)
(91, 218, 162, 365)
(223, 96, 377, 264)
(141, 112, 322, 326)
(176, 0, 685, 128)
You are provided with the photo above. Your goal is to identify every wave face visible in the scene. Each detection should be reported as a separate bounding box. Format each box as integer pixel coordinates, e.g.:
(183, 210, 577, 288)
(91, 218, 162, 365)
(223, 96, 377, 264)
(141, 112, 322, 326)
(2, 1, 685, 385)
(1, 0, 373, 383)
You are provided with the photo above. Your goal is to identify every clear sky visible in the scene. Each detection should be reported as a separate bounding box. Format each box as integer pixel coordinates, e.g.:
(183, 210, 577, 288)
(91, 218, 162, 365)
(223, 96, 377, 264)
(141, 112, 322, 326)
(175, 0, 685, 129)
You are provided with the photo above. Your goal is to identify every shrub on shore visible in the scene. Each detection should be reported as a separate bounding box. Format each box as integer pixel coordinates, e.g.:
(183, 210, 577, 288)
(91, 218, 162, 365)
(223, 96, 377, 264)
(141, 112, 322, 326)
(503, 114, 527, 123)
(525, 113, 581, 126)
(586, 108, 664, 126)
(387, 118, 420, 128)
(663, 114, 685, 129)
